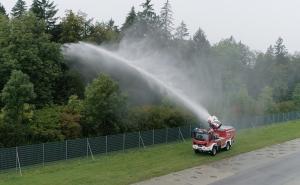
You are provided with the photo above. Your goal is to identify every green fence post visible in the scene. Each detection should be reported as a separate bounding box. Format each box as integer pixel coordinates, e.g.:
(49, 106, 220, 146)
(139, 131, 145, 148)
(123, 133, 125, 152)
(165, 128, 168, 144)
(15, 147, 22, 176)
(152, 129, 155, 145)
(138, 131, 140, 149)
(42, 143, 45, 167)
(105, 136, 108, 155)
(86, 138, 88, 158)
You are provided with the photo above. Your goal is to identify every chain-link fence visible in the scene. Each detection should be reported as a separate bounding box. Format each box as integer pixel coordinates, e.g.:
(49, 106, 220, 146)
(227, 111, 300, 130)
(1, 111, 300, 175)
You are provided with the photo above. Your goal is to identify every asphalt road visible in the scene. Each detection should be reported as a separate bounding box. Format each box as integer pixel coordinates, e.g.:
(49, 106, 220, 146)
(210, 151, 300, 185)
(133, 138, 300, 185)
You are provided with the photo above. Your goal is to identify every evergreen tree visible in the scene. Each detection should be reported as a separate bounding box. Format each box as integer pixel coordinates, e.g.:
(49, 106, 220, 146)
(125, 0, 159, 39)
(30, 0, 58, 30)
(140, 0, 156, 21)
(59, 10, 86, 43)
(193, 27, 210, 54)
(174, 21, 189, 40)
(266, 45, 275, 57)
(107, 18, 119, 32)
(160, 0, 174, 38)
(11, 0, 27, 18)
(0, 3, 7, 16)
(238, 41, 255, 66)
(74, 11, 93, 39)
(121, 6, 137, 32)
(87, 21, 119, 44)
(274, 37, 288, 63)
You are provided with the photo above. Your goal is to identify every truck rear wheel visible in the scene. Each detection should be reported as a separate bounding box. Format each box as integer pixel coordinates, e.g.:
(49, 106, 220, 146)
(211, 146, 217, 156)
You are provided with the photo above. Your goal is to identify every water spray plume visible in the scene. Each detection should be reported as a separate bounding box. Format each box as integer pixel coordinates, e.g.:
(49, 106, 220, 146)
(64, 42, 210, 123)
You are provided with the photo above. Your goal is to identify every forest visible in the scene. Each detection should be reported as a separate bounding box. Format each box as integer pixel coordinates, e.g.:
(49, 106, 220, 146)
(0, 0, 300, 147)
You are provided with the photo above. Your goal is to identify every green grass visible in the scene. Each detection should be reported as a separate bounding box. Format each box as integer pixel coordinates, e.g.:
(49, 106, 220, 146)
(1, 120, 300, 185)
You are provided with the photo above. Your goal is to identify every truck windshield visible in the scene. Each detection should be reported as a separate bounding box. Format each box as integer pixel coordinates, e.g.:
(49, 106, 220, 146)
(193, 132, 209, 141)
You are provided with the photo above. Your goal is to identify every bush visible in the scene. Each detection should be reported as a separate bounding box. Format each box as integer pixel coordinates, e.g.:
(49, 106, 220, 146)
(60, 95, 83, 139)
(127, 104, 195, 131)
(30, 106, 65, 143)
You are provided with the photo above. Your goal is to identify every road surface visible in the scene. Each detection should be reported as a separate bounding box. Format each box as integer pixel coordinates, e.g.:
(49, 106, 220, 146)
(211, 151, 300, 185)
(133, 138, 300, 185)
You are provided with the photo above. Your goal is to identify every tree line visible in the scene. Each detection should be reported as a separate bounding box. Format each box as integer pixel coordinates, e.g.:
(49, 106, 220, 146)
(0, 0, 300, 147)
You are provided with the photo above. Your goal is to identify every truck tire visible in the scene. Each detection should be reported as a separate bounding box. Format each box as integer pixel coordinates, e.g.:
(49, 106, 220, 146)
(225, 142, 231, 151)
(211, 146, 217, 156)
(194, 149, 200, 154)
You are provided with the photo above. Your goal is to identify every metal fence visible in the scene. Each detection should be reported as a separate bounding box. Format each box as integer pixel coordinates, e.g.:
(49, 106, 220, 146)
(227, 111, 300, 130)
(1, 111, 300, 175)
(0, 126, 191, 175)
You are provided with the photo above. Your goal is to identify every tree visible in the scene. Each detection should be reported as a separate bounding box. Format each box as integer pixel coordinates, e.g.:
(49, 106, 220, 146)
(292, 83, 300, 107)
(130, 0, 159, 38)
(140, 0, 156, 21)
(0, 15, 14, 99)
(82, 74, 127, 136)
(121, 6, 137, 32)
(0, 70, 35, 146)
(1, 70, 35, 124)
(160, 0, 174, 38)
(5, 13, 63, 106)
(269, 38, 290, 101)
(85, 21, 119, 44)
(174, 21, 189, 40)
(257, 86, 276, 113)
(60, 95, 83, 139)
(266, 45, 275, 57)
(53, 70, 85, 104)
(192, 27, 210, 54)
(230, 85, 255, 117)
(11, 0, 27, 18)
(274, 37, 288, 63)
(30, 0, 58, 30)
(59, 10, 85, 43)
(0, 3, 7, 16)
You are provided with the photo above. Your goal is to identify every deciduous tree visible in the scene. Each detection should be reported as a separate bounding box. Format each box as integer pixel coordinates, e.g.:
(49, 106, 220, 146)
(82, 74, 127, 136)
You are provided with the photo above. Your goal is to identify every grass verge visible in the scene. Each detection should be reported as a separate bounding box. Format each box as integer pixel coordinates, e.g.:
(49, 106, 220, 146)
(1, 120, 300, 185)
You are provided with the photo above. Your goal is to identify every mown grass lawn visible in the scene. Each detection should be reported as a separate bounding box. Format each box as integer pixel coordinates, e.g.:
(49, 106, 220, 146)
(1, 120, 300, 185)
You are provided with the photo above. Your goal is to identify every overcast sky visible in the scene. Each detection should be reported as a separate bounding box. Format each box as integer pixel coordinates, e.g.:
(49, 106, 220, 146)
(2, 0, 300, 53)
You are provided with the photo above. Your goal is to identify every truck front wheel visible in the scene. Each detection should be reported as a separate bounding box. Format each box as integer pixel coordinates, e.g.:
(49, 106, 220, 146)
(211, 146, 217, 156)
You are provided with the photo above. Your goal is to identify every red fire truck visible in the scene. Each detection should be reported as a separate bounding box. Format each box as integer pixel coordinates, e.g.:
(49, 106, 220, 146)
(192, 116, 236, 156)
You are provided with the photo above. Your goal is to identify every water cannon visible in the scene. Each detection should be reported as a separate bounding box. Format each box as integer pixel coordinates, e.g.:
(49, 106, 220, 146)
(207, 115, 222, 130)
